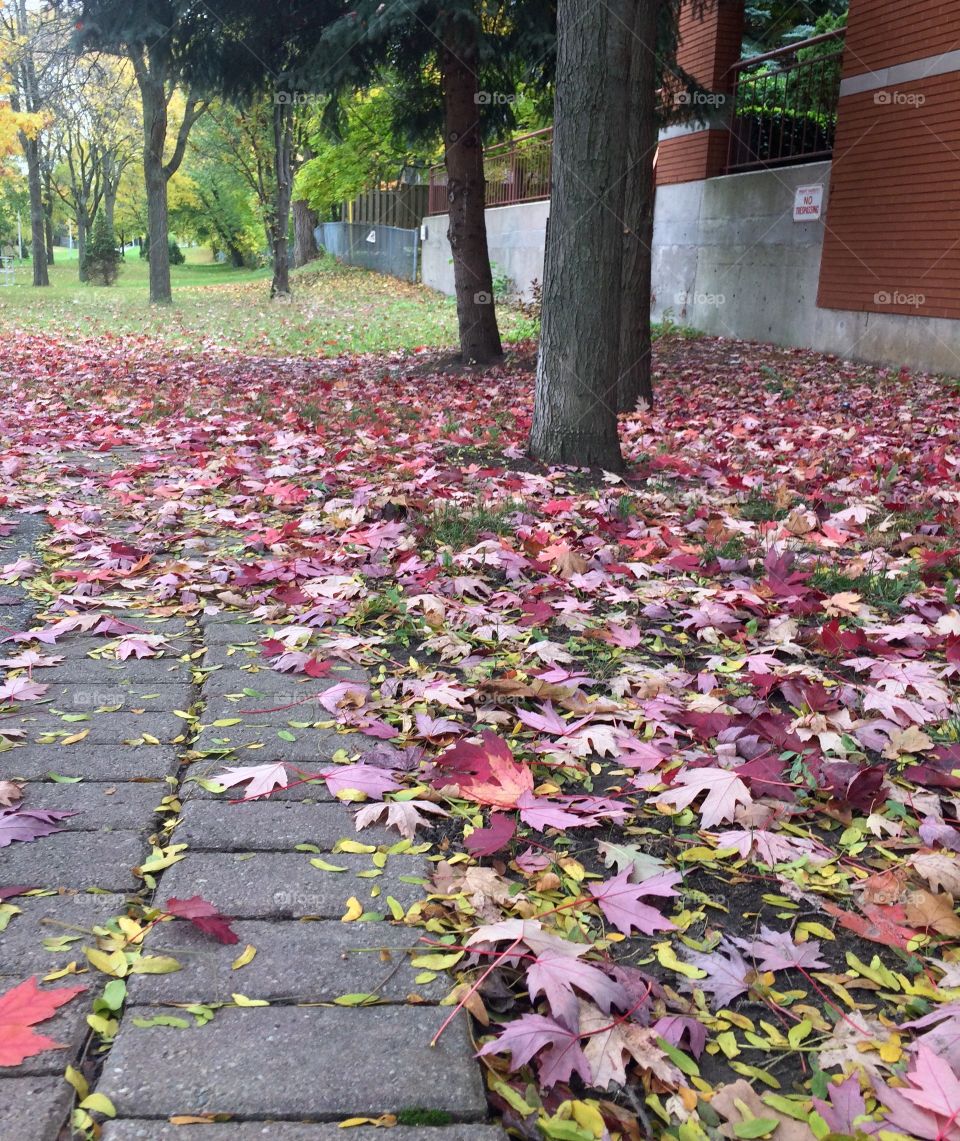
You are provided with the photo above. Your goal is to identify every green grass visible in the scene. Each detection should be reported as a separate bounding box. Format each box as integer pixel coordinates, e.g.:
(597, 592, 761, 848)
(423, 497, 525, 550)
(0, 247, 531, 356)
(810, 563, 922, 611)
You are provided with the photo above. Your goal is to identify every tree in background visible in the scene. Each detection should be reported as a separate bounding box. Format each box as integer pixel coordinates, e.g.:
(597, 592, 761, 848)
(83, 210, 120, 283)
(320, 0, 555, 364)
(75, 0, 211, 303)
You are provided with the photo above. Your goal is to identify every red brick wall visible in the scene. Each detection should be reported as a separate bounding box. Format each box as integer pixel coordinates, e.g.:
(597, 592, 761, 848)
(841, 0, 957, 77)
(657, 0, 744, 185)
(817, 1, 960, 319)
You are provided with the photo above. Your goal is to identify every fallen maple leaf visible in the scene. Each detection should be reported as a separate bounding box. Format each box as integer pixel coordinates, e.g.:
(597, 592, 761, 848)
(526, 949, 629, 1029)
(730, 926, 829, 972)
(324, 763, 401, 800)
(0, 676, 49, 703)
(655, 766, 752, 828)
(477, 1013, 590, 1088)
(353, 798, 448, 839)
(682, 940, 752, 1007)
(433, 731, 533, 808)
(579, 1001, 682, 1090)
(213, 762, 289, 800)
(0, 977, 86, 1066)
(875, 1046, 960, 1140)
(164, 896, 239, 944)
(0, 807, 76, 848)
(464, 812, 516, 857)
(0, 781, 23, 807)
(588, 867, 678, 935)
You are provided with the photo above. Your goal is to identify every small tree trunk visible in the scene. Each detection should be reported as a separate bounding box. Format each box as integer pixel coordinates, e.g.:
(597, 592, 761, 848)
(21, 134, 49, 287)
(104, 191, 116, 235)
(441, 17, 502, 364)
(140, 71, 172, 304)
(77, 214, 88, 282)
(270, 100, 293, 297)
(617, 1, 659, 413)
(292, 199, 319, 267)
(44, 209, 54, 265)
(528, 0, 631, 469)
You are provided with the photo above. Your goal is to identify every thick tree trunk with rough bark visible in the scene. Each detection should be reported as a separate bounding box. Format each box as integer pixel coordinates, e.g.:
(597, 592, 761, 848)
(528, 0, 632, 469)
(292, 199, 319, 268)
(45, 212, 54, 265)
(617, 1, 659, 412)
(20, 133, 49, 287)
(441, 18, 502, 364)
(140, 71, 172, 304)
(271, 100, 293, 297)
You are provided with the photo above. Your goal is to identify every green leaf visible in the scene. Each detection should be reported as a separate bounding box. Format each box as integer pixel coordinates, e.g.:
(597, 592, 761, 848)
(732, 1119, 778, 1139)
(655, 1036, 700, 1077)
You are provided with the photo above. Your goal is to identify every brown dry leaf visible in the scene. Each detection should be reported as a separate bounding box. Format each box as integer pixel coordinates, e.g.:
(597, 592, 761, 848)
(855, 866, 910, 906)
(543, 544, 589, 579)
(910, 852, 960, 898)
(783, 508, 816, 536)
(448, 980, 489, 1026)
(822, 591, 865, 618)
(882, 725, 935, 760)
(710, 1079, 816, 1140)
(579, 1002, 681, 1090)
(0, 781, 23, 807)
(904, 889, 960, 937)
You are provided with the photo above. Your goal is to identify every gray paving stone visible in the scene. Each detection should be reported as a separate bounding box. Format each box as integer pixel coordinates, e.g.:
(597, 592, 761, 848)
(182, 775, 334, 803)
(97, 1004, 487, 1119)
(2, 743, 180, 780)
(103, 1125, 506, 1140)
(0, 830, 145, 890)
(200, 669, 314, 697)
(4, 710, 184, 745)
(173, 800, 392, 851)
(127, 919, 448, 1004)
(198, 621, 268, 646)
(0, 891, 127, 976)
(40, 659, 191, 683)
(158, 852, 428, 918)
(0, 1076, 73, 1141)
(14, 780, 164, 831)
(200, 642, 268, 669)
(40, 681, 194, 713)
(0, 976, 90, 1075)
(191, 723, 379, 764)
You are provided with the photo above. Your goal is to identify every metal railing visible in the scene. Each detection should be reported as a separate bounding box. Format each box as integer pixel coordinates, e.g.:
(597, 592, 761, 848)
(428, 127, 553, 215)
(726, 29, 845, 173)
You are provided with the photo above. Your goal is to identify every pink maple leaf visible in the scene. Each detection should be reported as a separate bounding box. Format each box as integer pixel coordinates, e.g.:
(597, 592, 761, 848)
(516, 791, 585, 831)
(526, 948, 629, 1029)
(213, 762, 289, 800)
(324, 763, 401, 800)
(655, 766, 752, 828)
(682, 940, 751, 1007)
(477, 1013, 591, 1088)
(588, 867, 679, 935)
(0, 808, 77, 848)
(465, 812, 516, 857)
(730, 926, 828, 972)
(0, 676, 48, 703)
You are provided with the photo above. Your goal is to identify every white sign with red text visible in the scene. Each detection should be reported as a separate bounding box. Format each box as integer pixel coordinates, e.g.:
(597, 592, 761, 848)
(793, 184, 824, 222)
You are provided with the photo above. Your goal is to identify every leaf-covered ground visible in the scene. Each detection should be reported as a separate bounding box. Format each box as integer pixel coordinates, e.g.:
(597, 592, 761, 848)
(2, 325, 960, 1141)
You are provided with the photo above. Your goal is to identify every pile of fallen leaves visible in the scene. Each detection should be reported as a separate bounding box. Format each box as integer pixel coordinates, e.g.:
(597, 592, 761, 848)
(3, 329, 960, 1139)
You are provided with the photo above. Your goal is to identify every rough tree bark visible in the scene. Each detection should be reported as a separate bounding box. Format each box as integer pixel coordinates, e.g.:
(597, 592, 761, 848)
(76, 214, 87, 282)
(528, 0, 632, 469)
(441, 15, 502, 364)
(20, 133, 49, 287)
(130, 47, 204, 305)
(292, 199, 319, 268)
(617, 1, 659, 413)
(270, 98, 294, 297)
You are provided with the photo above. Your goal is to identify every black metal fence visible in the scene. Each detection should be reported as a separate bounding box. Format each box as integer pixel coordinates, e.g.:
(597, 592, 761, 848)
(316, 221, 421, 283)
(726, 30, 845, 173)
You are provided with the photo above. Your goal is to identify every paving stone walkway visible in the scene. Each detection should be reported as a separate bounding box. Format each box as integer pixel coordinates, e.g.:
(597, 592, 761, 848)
(0, 511, 505, 1139)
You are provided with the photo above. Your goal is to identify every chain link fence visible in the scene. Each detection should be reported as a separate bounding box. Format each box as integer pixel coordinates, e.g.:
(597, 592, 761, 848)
(315, 222, 421, 283)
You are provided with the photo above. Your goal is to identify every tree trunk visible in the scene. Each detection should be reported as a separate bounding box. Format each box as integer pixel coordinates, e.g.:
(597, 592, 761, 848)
(292, 199, 319, 267)
(104, 188, 116, 235)
(528, 0, 631, 469)
(139, 70, 172, 304)
(270, 99, 293, 297)
(77, 214, 88, 283)
(20, 134, 49, 287)
(441, 18, 502, 364)
(617, 1, 659, 413)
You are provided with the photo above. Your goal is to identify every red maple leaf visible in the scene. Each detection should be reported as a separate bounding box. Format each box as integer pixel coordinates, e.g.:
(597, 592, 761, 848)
(165, 895, 239, 944)
(433, 731, 534, 809)
(0, 977, 86, 1067)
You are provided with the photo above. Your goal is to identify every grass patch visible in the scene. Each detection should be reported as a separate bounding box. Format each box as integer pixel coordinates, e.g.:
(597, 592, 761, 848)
(423, 497, 525, 550)
(811, 563, 922, 611)
(738, 487, 791, 522)
(0, 247, 532, 356)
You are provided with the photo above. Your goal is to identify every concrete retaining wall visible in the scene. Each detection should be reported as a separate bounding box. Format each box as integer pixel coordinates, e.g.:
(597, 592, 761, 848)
(422, 163, 960, 376)
(421, 200, 549, 301)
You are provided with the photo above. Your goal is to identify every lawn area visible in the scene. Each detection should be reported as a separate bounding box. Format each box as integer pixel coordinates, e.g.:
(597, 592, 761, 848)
(0, 247, 533, 355)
